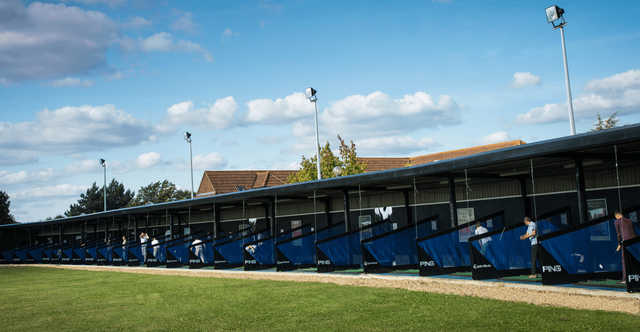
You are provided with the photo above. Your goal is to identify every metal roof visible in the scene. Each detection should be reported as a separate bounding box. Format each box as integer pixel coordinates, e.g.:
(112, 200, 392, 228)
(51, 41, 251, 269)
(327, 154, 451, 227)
(3, 123, 640, 229)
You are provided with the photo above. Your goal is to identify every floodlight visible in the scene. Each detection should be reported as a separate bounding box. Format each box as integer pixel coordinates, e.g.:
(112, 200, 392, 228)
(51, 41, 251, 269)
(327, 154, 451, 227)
(305, 87, 317, 99)
(184, 131, 194, 198)
(99, 158, 106, 167)
(184, 131, 192, 142)
(545, 5, 564, 23)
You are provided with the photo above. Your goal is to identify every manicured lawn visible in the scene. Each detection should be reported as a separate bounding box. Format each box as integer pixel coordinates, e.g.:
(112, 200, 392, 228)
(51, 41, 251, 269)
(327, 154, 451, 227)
(0, 267, 638, 331)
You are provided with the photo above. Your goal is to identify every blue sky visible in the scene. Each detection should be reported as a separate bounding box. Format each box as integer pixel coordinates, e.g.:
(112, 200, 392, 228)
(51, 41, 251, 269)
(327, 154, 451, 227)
(1, 0, 640, 222)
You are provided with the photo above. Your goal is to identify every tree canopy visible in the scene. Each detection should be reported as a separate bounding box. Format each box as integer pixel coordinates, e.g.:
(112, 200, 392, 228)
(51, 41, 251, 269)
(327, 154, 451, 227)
(129, 180, 192, 206)
(0, 190, 16, 224)
(593, 112, 619, 131)
(65, 179, 134, 216)
(288, 135, 367, 183)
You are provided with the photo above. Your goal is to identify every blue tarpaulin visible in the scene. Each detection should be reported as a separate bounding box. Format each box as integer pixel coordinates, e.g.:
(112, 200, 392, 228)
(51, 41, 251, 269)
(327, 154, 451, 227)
(276, 223, 345, 271)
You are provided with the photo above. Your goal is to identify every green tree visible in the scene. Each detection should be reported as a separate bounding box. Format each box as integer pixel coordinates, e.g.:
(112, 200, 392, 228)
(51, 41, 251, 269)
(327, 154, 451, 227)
(65, 179, 134, 216)
(288, 135, 367, 183)
(593, 112, 619, 131)
(129, 180, 192, 206)
(0, 190, 16, 224)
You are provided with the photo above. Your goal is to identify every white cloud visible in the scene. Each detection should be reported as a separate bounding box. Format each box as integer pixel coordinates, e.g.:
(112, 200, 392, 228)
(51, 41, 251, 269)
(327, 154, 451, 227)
(62, 0, 126, 7)
(64, 159, 102, 173)
(512, 72, 541, 88)
(136, 152, 161, 168)
(10, 184, 86, 200)
(122, 16, 151, 29)
(171, 12, 196, 33)
(49, 77, 94, 87)
(138, 32, 213, 62)
(517, 69, 640, 124)
(356, 136, 438, 156)
(158, 97, 238, 133)
(192, 153, 227, 170)
(481, 131, 510, 145)
(0, 1, 117, 83)
(245, 92, 312, 124)
(0, 168, 55, 185)
(0, 105, 153, 164)
(320, 91, 460, 138)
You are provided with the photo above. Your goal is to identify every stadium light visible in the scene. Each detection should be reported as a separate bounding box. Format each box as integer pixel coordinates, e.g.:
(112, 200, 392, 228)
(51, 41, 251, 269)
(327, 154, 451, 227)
(305, 87, 322, 180)
(184, 131, 194, 199)
(546, 5, 576, 135)
(99, 158, 106, 211)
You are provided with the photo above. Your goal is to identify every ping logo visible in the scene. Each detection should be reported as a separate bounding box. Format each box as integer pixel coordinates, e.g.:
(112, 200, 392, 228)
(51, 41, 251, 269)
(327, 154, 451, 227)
(629, 274, 640, 282)
(244, 259, 257, 265)
(189, 259, 201, 264)
(473, 264, 492, 269)
(277, 260, 291, 265)
(317, 259, 331, 265)
(419, 260, 435, 267)
(542, 265, 562, 273)
(363, 261, 378, 266)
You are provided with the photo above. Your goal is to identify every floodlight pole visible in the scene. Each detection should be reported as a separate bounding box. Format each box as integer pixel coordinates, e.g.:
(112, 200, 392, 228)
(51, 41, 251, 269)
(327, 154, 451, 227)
(558, 24, 576, 135)
(312, 99, 322, 181)
(185, 132, 194, 199)
(102, 161, 107, 212)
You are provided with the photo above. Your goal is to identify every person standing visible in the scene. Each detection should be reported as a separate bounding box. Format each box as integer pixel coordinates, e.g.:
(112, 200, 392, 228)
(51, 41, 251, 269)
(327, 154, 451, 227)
(519, 217, 538, 279)
(615, 211, 637, 284)
(140, 232, 149, 262)
(474, 221, 491, 255)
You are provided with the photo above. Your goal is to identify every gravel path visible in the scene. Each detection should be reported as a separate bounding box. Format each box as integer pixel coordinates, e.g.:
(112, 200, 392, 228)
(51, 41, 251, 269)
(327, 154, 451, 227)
(13, 264, 640, 315)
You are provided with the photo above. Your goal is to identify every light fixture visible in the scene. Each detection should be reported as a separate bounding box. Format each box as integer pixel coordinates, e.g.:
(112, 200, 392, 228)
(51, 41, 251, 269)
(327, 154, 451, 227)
(305, 87, 322, 180)
(545, 5, 565, 26)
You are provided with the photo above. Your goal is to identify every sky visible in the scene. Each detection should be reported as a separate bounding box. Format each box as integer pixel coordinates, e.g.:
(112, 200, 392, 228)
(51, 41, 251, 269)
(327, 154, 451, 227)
(1, 0, 640, 223)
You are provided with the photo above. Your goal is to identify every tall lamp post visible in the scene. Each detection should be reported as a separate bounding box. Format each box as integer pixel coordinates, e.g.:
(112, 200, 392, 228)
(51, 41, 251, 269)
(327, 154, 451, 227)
(184, 131, 194, 199)
(305, 87, 322, 180)
(546, 5, 576, 135)
(99, 158, 106, 211)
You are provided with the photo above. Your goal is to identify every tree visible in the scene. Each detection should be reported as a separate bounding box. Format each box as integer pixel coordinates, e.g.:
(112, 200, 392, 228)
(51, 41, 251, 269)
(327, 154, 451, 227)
(65, 179, 134, 216)
(593, 112, 619, 131)
(129, 180, 192, 206)
(288, 135, 367, 183)
(0, 190, 16, 224)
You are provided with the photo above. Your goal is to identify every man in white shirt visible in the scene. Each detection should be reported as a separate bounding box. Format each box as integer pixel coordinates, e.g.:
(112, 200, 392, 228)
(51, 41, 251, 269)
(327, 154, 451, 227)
(519, 217, 538, 279)
(140, 232, 149, 262)
(474, 222, 491, 255)
(192, 238, 204, 263)
(151, 237, 159, 259)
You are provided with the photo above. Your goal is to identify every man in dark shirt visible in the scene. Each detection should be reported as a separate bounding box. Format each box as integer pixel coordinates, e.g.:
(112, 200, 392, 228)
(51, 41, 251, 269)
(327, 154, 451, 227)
(615, 211, 637, 283)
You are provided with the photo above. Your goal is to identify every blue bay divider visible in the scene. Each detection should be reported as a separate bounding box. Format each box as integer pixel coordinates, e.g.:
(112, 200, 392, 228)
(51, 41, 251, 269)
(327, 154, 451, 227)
(315, 221, 396, 272)
(469, 208, 571, 280)
(213, 229, 271, 269)
(275, 223, 345, 271)
(540, 213, 640, 285)
(243, 224, 317, 270)
(188, 233, 215, 268)
(416, 211, 504, 276)
(362, 216, 439, 273)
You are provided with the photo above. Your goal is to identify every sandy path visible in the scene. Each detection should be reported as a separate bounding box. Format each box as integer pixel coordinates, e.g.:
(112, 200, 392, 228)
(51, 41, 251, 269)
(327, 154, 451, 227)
(10, 264, 640, 315)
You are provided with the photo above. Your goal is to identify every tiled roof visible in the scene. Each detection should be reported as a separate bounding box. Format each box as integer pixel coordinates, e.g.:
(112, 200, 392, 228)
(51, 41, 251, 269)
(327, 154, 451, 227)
(196, 170, 296, 196)
(196, 140, 525, 196)
(409, 140, 526, 166)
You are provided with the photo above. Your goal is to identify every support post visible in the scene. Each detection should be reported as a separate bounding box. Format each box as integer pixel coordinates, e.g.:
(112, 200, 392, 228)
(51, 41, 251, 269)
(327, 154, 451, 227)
(270, 199, 276, 236)
(519, 177, 531, 218)
(214, 203, 220, 239)
(343, 189, 351, 233)
(575, 157, 589, 224)
(448, 175, 458, 227)
(403, 190, 413, 225)
(324, 198, 332, 227)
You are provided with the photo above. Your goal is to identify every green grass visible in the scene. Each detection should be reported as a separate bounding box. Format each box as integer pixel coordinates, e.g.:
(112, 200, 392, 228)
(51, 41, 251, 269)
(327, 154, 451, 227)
(0, 267, 638, 331)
